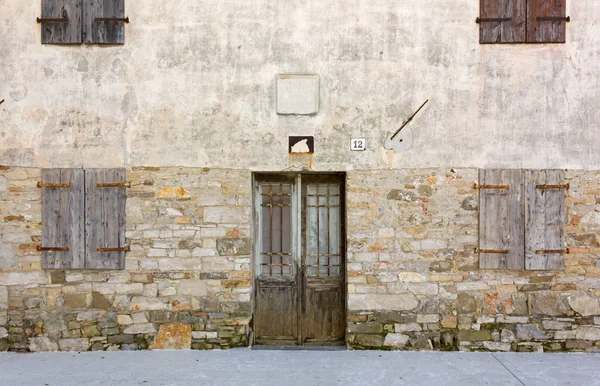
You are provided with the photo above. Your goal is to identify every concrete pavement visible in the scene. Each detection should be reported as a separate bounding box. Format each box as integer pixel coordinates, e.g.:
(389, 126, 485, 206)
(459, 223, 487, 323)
(1, 349, 599, 386)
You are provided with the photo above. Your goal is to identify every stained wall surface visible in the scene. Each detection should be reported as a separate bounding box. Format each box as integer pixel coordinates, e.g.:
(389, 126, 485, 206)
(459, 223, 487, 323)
(1, 1, 600, 170)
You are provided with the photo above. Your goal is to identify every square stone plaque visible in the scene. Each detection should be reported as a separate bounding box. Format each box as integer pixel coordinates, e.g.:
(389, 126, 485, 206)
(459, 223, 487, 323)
(276, 74, 319, 115)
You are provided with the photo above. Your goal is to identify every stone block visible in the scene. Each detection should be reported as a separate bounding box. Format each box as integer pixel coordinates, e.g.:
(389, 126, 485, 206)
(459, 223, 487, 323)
(131, 273, 154, 284)
(568, 292, 600, 316)
(178, 280, 208, 297)
(77, 310, 106, 322)
(217, 238, 250, 256)
(58, 338, 89, 352)
(204, 207, 248, 224)
(124, 323, 156, 334)
(348, 323, 383, 334)
(565, 340, 593, 350)
(394, 323, 422, 332)
(384, 333, 409, 347)
(149, 323, 191, 350)
(348, 294, 418, 311)
(575, 326, 600, 341)
(64, 293, 88, 308)
(91, 292, 112, 310)
(131, 312, 149, 324)
(29, 337, 58, 352)
(0, 244, 17, 268)
(457, 330, 492, 341)
(531, 292, 569, 316)
(117, 315, 133, 325)
(355, 334, 383, 347)
(516, 324, 551, 340)
(276, 74, 319, 115)
(130, 297, 168, 311)
(483, 341, 511, 351)
(107, 335, 135, 344)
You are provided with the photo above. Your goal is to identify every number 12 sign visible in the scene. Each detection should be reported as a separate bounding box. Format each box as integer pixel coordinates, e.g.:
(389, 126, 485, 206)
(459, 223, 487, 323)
(351, 138, 366, 151)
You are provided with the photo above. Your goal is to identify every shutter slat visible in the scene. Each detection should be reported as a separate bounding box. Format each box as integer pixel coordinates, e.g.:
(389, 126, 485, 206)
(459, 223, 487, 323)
(480, 0, 526, 43)
(41, 169, 85, 269)
(527, 0, 567, 43)
(83, 0, 125, 44)
(85, 168, 126, 270)
(525, 170, 566, 270)
(479, 169, 524, 269)
(41, 0, 83, 44)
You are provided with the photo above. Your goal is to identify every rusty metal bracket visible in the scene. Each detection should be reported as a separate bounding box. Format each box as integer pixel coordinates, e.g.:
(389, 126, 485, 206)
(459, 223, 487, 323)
(536, 184, 569, 190)
(97, 182, 131, 188)
(37, 17, 69, 23)
(537, 16, 570, 22)
(474, 184, 509, 190)
(37, 246, 69, 252)
(476, 17, 512, 23)
(535, 249, 569, 255)
(475, 248, 509, 254)
(95, 17, 129, 23)
(37, 182, 70, 188)
(97, 246, 130, 252)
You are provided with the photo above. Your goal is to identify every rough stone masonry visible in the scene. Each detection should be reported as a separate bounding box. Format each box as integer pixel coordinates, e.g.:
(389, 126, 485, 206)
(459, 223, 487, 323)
(1, 166, 599, 352)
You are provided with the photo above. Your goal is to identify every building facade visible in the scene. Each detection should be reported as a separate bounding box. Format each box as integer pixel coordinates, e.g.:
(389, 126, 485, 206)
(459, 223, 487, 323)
(1, 0, 600, 352)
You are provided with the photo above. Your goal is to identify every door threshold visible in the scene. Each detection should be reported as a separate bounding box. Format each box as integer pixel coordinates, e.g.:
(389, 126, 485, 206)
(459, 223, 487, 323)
(251, 345, 347, 351)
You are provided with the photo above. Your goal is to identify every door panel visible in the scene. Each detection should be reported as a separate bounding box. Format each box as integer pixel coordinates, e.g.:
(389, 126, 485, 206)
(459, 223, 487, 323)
(254, 181, 298, 344)
(254, 174, 345, 346)
(302, 179, 345, 345)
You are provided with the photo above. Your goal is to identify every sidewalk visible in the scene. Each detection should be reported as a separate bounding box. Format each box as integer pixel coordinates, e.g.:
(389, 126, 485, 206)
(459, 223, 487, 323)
(1, 349, 599, 386)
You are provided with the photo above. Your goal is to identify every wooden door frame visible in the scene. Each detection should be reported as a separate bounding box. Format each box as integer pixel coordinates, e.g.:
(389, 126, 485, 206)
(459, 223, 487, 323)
(251, 172, 347, 347)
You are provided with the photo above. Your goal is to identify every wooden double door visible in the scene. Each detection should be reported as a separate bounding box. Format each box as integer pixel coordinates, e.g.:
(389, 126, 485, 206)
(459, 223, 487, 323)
(253, 173, 346, 346)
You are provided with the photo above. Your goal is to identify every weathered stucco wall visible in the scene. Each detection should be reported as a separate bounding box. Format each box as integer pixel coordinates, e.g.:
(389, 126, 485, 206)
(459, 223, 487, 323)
(1, 1, 600, 170)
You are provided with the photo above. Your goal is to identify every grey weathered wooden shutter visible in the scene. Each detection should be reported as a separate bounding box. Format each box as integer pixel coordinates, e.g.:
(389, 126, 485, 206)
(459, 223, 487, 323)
(85, 168, 126, 269)
(478, 169, 524, 269)
(479, 0, 526, 43)
(41, 169, 85, 269)
(527, 0, 567, 43)
(524, 170, 566, 270)
(40, 0, 83, 44)
(83, 0, 126, 44)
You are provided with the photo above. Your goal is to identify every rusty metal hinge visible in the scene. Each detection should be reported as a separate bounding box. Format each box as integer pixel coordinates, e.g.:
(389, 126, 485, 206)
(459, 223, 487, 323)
(97, 182, 131, 188)
(537, 16, 570, 22)
(37, 182, 70, 188)
(97, 246, 130, 252)
(476, 17, 512, 23)
(95, 17, 129, 23)
(474, 184, 509, 190)
(37, 17, 69, 23)
(536, 184, 569, 190)
(475, 248, 509, 254)
(37, 246, 69, 252)
(535, 249, 569, 255)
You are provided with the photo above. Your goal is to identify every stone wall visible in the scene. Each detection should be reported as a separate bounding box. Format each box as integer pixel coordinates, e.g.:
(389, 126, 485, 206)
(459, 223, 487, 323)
(2, 166, 600, 352)
(346, 169, 600, 352)
(0, 166, 252, 351)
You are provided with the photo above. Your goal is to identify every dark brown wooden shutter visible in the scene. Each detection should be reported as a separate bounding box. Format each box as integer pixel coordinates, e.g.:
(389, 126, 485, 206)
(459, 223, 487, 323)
(83, 0, 125, 44)
(478, 169, 524, 270)
(527, 0, 567, 43)
(40, 0, 83, 44)
(479, 0, 526, 43)
(41, 169, 85, 269)
(524, 170, 566, 270)
(85, 168, 126, 270)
